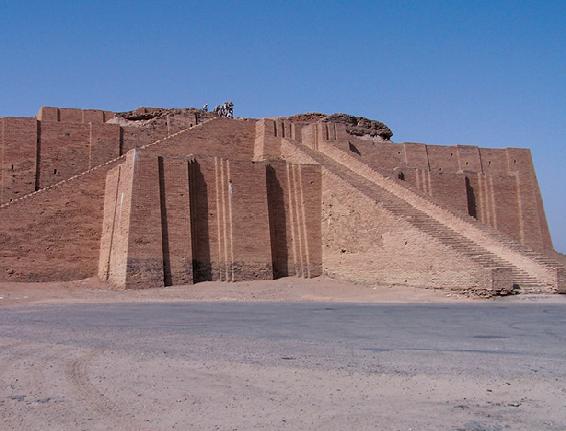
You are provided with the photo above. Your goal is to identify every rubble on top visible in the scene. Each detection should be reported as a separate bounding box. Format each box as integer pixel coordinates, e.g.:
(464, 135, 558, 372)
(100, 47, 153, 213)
(287, 112, 393, 140)
(108, 106, 393, 140)
(108, 107, 216, 128)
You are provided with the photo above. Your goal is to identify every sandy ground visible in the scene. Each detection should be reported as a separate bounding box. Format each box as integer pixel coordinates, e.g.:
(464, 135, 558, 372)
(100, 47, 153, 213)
(1, 278, 565, 430)
(0, 276, 483, 307)
(1, 301, 566, 430)
(2, 277, 564, 308)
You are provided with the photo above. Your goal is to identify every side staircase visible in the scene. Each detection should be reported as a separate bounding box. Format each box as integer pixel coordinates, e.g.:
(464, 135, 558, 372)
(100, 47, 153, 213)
(285, 136, 564, 293)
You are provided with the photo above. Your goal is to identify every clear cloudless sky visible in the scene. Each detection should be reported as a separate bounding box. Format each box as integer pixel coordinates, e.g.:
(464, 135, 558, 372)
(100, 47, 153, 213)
(1, 0, 565, 251)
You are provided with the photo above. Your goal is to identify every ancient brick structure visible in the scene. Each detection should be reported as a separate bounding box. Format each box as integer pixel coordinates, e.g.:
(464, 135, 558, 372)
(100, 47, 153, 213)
(0, 106, 563, 295)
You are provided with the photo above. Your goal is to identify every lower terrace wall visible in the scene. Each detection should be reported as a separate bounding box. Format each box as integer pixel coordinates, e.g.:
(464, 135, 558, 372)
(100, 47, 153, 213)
(100, 152, 276, 288)
(99, 152, 322, 288)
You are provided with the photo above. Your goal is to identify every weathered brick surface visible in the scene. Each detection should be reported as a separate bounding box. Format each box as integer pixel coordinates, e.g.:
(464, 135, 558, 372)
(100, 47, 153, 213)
(83, 109, 105, 123)
(0, 112, 257, 206)
(59, 108, 83, 123)
(166, 113, 197, 135)
(36, 107, 59, 122)
(37, 106, 111, 123)
(506, 148, 552, 251)
(226, 159, 273, 281)
(39, 122, 90, 188)
(254, 119, 281, 160)
(0, 166, 110, 281)
(124, 153, 165, 289)
(266, 161, 322, 278)
(160, 157, 193, 286)
(144, 118, 256, 161)
(89, 123, 121, 168)
(98, 164, 124, 283)
(1, 118, 37, 203)
(121, 127, 168, 154)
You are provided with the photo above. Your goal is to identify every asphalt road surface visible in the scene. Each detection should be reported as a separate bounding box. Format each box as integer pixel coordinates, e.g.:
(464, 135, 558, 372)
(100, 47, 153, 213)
(1, 302, 565, 430)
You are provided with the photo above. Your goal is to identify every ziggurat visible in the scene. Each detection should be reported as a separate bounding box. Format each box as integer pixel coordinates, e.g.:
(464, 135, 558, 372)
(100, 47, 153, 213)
(1, 106, 564, 296)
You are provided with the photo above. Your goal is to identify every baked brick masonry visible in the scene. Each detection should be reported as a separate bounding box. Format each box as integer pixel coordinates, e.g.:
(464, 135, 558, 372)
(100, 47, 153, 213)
(0, 106, 564, 296)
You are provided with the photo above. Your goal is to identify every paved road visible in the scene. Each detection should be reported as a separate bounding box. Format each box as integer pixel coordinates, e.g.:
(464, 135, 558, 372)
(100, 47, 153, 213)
(1, 302, 565, 430)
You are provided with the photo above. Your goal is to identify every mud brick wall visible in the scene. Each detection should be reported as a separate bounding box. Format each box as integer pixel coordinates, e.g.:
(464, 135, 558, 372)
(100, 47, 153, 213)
(121, 127, 168, 154)
(99, 152, 280, 288)
(0, 166, 112, 281)
(98, 164, 128, 286)
(300, 122, 318, 150)
(1, 116, 121, 202)
(124, 154, 165, 288)
(186, 157, 273, 282)
(166, 113, 198, 135)
(142, 118, 256, 161)
(39, 122, 91, 188)
(160, 157, 193, 286)
(99, 152, 165, 289)
(255, 119, 305, 160)
(402, 143, 429, 168)
(188, 157, 216, 281)
(1, 118, 38, 203)
(490, 174, 521, 240)
(100, 152, 193, 289)
(428, 171, 469, 214)
(254, 119, 281, 160)
(37, 106, 114, 123)
(266, 161, 322, 278)
(222, 159, 273, 280)
(420, 144, 459, 172)
(99, 148, 322, 288)
(506, 148, 552, 250)
(395, 168, 469, 215)
(0, 116, 256, 206)
(119, 112, 197, 154)
(89, 123, 121, 168)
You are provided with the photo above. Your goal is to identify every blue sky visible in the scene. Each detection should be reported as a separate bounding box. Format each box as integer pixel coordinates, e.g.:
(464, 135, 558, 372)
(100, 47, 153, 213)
(1, 0, 564, 251)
